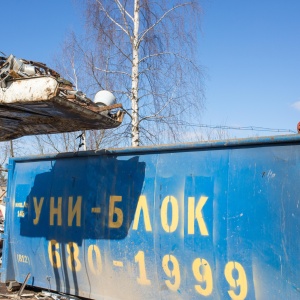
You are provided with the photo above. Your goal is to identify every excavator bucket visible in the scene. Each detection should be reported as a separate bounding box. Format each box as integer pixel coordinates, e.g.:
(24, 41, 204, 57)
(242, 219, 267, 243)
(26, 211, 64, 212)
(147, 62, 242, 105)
(0, 55, 124, 142)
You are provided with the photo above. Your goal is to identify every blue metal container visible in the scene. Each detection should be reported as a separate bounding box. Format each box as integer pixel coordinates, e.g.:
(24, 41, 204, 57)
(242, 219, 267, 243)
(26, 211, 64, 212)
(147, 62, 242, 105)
(1, 135, 300, 299)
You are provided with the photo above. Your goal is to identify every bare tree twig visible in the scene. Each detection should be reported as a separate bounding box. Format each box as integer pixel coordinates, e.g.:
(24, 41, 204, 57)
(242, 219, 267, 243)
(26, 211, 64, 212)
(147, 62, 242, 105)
(96, 0, 130, 36)
(94, 67, 131, 77)
(138, 2, 192, 45)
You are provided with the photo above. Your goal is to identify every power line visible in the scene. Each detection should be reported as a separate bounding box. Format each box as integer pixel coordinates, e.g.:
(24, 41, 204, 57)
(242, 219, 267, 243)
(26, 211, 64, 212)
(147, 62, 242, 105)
(185, 123, 297, 134)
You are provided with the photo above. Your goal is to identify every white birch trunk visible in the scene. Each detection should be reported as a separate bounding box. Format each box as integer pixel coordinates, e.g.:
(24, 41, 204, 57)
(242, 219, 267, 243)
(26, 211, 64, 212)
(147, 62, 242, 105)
(131, 0, 140, 146)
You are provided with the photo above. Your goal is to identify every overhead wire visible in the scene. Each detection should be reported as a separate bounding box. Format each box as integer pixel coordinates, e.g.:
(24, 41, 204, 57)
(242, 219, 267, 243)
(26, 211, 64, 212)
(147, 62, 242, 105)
(184, 123, 297, 134)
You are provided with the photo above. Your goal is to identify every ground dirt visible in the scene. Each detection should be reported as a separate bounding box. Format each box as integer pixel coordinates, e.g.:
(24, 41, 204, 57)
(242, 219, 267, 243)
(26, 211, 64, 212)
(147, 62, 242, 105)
(0, 282, 40, 300)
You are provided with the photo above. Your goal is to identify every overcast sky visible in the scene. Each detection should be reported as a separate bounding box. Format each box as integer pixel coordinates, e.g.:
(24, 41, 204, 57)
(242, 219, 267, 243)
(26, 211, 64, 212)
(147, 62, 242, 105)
(1, 0, 300, 138)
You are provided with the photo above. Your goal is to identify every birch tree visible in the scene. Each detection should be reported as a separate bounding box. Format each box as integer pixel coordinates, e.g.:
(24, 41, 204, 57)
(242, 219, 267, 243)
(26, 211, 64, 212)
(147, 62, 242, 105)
(59, 0, 204, 147)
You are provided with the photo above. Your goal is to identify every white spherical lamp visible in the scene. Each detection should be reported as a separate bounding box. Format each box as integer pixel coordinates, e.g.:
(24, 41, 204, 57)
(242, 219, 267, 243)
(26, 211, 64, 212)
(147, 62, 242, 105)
(93, 90, 116, 106)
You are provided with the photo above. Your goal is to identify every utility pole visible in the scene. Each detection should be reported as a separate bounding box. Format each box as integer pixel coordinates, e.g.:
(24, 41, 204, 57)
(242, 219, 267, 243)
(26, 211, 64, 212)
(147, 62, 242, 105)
(10, 140, 14, 157)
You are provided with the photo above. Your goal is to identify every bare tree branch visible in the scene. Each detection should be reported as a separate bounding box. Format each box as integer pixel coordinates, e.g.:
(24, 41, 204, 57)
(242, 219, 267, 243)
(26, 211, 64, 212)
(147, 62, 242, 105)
(96, 0, 130, 36)
(114, 0, 134, 37)
(138, 94, 176, 123)
(115, 0, 134, 22)
(43, 135, 62, 153)
(94, 67, 131, 77)
(138, 2, 192, 45)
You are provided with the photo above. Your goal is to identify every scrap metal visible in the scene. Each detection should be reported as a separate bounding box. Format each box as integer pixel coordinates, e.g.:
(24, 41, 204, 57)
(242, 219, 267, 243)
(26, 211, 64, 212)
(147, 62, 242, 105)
(0, 55, 60, 88)
(0, 54, 124, 141)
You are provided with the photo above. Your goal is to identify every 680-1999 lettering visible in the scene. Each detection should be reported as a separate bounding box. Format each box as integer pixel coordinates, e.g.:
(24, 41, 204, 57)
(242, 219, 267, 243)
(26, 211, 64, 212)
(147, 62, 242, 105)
(48, 240, 248, 299)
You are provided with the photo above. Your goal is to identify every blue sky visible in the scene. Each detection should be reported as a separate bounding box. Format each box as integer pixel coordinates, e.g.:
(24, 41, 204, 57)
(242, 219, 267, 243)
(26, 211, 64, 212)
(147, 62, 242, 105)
(1, 0, 300, 138)
(200, 0, 300, 136)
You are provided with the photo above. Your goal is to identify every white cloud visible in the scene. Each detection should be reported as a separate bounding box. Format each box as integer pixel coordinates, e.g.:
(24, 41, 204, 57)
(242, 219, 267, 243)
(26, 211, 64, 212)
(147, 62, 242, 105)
(291, 101, 300, 111)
